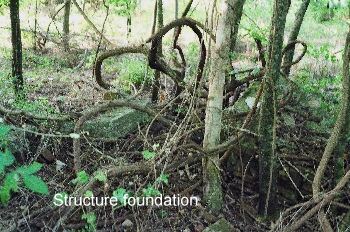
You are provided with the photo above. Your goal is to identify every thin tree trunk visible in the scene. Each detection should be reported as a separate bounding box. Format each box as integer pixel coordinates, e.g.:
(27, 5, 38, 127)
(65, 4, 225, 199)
(152, 0, 163, 102)
(230, 0, 246, 53)
(10, 0, 24, 100)
(282, 0, 310, 76)
(33, 0, 38, 50)
(312, 18, 350, 232)
(151, 0, 157, 35)
(224, 0, 246, 107)
(127, 15, 131, 38)
(258, 0, 290, 220)
(63, 0, 71, 51)
(174, 0, 178, 19)
(203, 0, 235, 214)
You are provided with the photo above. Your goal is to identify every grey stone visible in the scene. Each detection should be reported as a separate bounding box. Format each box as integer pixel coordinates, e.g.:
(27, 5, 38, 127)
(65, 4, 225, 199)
(61, 102, 152, 139)
(203, 218, 239, 232)
(122, 219, 134, 228)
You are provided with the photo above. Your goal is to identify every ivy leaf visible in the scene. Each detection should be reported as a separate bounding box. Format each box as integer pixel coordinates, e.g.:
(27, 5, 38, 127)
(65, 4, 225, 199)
(94, 170, 107, 183)
(72, 170, 90, 185)
(84, 190, 94, 197)
(0, 149, 15, 174)
(142, 184, 160, 197)
(112, 188, 129, 205)
(142, 150, 156, 160)
(22, 175, 49, 195)
(16, 162, 43, 175)
(156, 174, 169, 184)
(82, 212, 96, 225)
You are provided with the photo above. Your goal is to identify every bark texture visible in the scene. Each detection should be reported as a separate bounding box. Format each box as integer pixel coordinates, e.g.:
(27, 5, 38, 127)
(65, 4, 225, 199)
(258, 0, 290, 219)
(312, 22, 350, 232)
(203, 0, 235, 213)
(63, 0, 71, 51)
(152, 0, 163, 102)
(10, 0, 24, 99)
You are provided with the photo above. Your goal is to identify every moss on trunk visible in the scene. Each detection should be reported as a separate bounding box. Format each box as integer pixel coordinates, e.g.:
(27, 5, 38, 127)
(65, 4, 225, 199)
(258, 0, 291, 220)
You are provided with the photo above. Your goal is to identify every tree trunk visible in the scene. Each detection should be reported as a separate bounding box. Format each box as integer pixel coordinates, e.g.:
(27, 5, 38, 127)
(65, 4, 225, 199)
(63, 0, 71, 51)
(258, 0, 290, 220)
(203, 0, 235, 214)
(127, 15, 132, 38)
(33, 0, 38, 50)
(10, 0, 24, 100)
(174, 0, 178, 20)
(230, 0, 246, 53)
(152, 0, 163, 102)
(224, 0, 246, 107)
(282, 0, 310, 76)
(312, 19, 350, 232)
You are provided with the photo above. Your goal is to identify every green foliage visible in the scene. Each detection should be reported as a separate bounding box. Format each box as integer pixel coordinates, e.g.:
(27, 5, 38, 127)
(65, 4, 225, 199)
(84, 190, 94, 197)
(21, 173, 49, 194)
(0, 149, 15, 175)
(296, 43, 341, 115)
(72, 170, 90, 185)
(156, 174, 169, 185)
(307, 43, 338, 62)
(23, 52, 72, 70)
(141, 150, 156, 160)
(310, 0, 348, 22)
(81, 211, 97, 231)
(0, 124, 49, 206)
(0, 0, 9, 14)
(112, 57, 153, 91)
(94, 170, 107, 182)
(106, 0, 136, 17)
(12, 97, 58, 117)
(142, 183, 161, 197)
(112, 187, 130, 206)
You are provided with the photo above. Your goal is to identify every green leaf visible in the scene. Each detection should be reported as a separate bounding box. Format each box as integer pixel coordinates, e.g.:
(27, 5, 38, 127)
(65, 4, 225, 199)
(142, 184, 160, 197)
(72, 170, 90, 185)
(94, 170, 107, 182)
(82, 212, 96, 225)
(84, 190, 94, 197)
(16, 162, 43, 175)
(0, 124, 10, 137)
(22, 175, 49, 195)
(0, 186, 11, 206)
(0, 171, 19, 206)
(142, 150, 156, 160)
(112, 188, 129, 205)
(0, 149, 15, 174)
(156, 174, 169, 184)
(4, 171, 19, 192)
